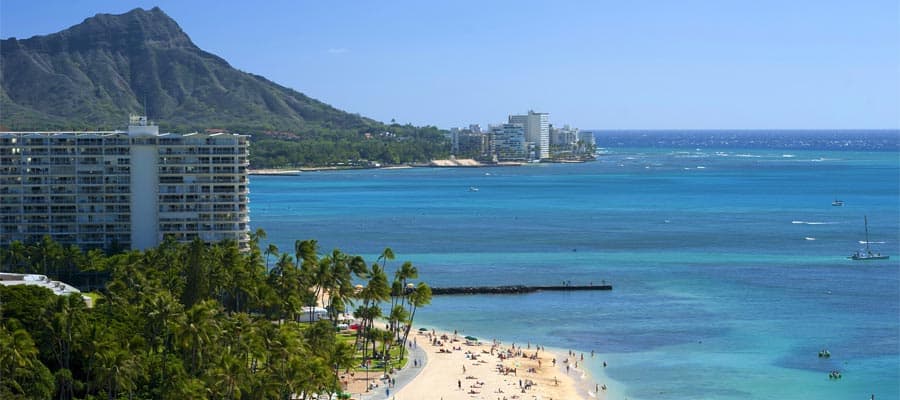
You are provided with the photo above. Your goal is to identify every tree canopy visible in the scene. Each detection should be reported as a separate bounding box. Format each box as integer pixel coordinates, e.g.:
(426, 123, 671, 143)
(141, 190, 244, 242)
(0, 234, 431, 399)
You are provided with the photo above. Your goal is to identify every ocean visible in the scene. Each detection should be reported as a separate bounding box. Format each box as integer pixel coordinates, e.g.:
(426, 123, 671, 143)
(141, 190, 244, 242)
(250, 131, 899, 399)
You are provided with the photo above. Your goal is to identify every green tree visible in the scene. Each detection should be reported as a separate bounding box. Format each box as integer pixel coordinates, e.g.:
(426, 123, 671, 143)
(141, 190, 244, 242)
(398, 282, 431, 362)
(0, 323, 54, 399)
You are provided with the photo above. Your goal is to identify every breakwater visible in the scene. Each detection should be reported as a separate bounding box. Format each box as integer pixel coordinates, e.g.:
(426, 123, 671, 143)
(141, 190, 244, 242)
(430, 284, 612, 295)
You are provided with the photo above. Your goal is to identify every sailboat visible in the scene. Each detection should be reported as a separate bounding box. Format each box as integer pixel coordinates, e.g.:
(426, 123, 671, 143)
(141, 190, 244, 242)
(849, 216, 889, 260)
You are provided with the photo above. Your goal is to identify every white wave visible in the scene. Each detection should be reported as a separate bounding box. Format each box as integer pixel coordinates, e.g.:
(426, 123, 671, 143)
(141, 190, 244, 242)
(696, 166, 706, 169)
(859, 241, 886, 244)
(805, 237, 816, 241)
(782, 154, 796, 158)
(792, 221, 837, 225)
(735, 154, 762, 158)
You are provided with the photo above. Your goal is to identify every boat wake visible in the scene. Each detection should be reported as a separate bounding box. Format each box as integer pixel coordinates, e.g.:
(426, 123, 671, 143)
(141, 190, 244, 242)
(792, 221, 837, 225)
(805, 237, 816, 241)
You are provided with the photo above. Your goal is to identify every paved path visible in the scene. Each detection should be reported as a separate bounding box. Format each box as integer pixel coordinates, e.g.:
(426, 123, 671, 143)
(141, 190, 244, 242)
(356, 343, 428, 400)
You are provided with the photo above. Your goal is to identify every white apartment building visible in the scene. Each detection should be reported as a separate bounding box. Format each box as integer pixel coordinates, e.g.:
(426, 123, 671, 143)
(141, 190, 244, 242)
(509, 111, 550, 160)
(577, 130, 596, 146)
(551, 124, 580, 147)
(489, 123, 527, 161)
(0, 116, 250, 251)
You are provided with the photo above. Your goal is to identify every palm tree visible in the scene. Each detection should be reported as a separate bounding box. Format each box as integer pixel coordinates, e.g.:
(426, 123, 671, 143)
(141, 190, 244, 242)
(264, 244, 278, 271)
(388, 261, 417, 341)
(209, 350, 246, 400)
(43, 294, 87, 400)
(2, 240, 28, 272)
(269, 253, 304, 322)
(0, 324, 54, 399)
(398, 282, 432, 362)
(94, 345, 139, 400)
(174, 300, 221, 376)
(376, 247, 394, 271)
(354, 263, 390, 359)
(319, 249, 369, 326)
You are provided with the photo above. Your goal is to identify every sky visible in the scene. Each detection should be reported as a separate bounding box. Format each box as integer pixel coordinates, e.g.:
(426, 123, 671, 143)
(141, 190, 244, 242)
(2, 0, 898, 130)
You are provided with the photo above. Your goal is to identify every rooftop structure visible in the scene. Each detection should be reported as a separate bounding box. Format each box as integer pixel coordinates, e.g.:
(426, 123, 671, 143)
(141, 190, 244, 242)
(0, 272, 91, 306)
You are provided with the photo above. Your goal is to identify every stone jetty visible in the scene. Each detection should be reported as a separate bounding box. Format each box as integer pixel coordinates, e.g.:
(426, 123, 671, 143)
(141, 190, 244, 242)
(430, 284, 612, 295)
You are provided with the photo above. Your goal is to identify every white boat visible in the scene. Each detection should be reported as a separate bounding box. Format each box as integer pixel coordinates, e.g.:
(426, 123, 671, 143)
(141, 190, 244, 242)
(468, 186, 479, 192)
(850, 216, 889, 260)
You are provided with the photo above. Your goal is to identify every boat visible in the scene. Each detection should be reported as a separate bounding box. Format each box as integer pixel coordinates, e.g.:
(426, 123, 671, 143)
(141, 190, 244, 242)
(832, 200, 844, 206)
(849, 216, 889, 260)
(468, 186, 479, 192)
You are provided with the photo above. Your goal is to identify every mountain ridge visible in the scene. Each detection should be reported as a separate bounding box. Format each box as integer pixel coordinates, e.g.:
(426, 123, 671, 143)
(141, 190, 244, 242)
(0, 7, 448, 166)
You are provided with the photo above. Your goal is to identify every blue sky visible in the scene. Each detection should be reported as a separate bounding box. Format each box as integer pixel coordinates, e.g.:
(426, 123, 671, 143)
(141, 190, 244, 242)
(2, 1, 898, 129)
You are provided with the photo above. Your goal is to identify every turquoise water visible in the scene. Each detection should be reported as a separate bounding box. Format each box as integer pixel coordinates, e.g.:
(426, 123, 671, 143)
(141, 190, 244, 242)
(250, 147, 899, 399)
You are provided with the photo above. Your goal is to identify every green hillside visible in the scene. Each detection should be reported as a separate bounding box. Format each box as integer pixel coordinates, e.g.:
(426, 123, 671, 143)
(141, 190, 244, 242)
(0, 7, 448, 167)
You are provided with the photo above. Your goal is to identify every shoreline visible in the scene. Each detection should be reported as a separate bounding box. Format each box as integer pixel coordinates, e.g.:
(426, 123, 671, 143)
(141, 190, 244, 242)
(248, 157, 598, 175)
(352, 326, 602, 400)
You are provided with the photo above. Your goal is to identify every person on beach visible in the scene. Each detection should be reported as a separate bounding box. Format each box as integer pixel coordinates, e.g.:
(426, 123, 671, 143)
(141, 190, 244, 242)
(457, 380, 461, 390)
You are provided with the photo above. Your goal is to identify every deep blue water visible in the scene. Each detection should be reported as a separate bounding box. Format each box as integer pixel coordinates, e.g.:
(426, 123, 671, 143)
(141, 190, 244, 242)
(250, 142, 899, 399)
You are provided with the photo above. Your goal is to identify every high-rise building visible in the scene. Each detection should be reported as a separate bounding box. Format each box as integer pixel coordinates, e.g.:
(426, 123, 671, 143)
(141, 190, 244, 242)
(550, 124, 579, 147)
(489, 123, 526, 161)
(0, 116, 250, 251)
(508, 111, 549, 160)
(577, 130, 595, 146)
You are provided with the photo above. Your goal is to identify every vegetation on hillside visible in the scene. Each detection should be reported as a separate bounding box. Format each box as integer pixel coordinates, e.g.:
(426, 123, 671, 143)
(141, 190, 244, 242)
(0, 7, 450, 167)
(0, 233, 431, 399)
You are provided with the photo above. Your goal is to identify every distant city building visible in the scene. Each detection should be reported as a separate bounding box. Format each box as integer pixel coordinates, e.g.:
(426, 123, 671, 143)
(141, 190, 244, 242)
(0, 116, 250, 251)
(509, 111, 550, 160)
(449, 125, 490, 160)
(489, 123, 527, 161)
(459, 131, 490, 159)
(577, 130, 595, 146)
(551, 124, 579, 147)
(449, 128, 461, 154)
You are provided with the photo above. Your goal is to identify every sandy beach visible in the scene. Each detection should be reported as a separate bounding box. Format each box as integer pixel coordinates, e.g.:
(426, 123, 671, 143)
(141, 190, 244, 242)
(346, 328, 602, 400)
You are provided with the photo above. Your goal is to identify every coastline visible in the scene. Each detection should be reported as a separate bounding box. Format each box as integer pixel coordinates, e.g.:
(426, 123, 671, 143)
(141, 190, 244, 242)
(351, 326, 602, 400)
(248, 157, 597, 175)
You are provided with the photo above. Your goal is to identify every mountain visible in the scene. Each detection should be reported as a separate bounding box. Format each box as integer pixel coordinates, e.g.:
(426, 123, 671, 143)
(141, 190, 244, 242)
(0, 7, 448, 166)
